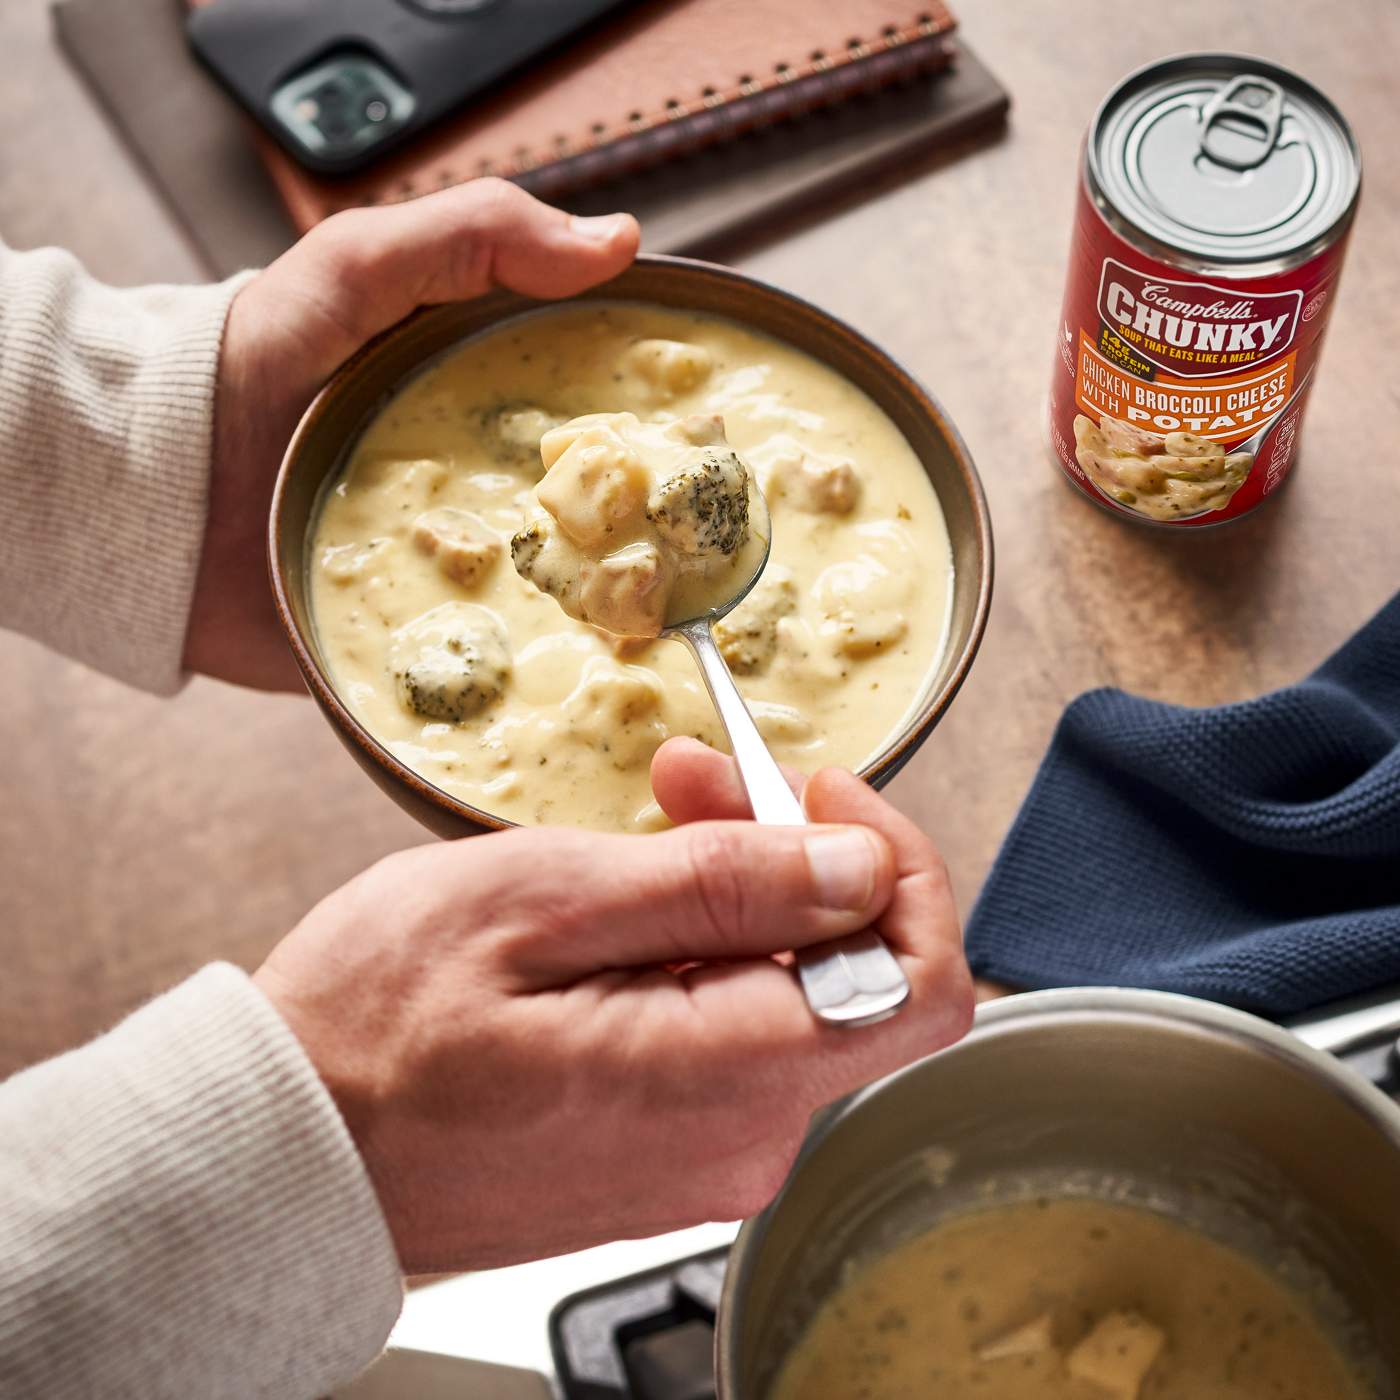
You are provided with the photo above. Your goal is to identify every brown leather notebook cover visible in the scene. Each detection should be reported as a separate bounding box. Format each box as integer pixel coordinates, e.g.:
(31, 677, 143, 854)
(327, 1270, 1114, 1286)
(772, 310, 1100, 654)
(54, 0, 1007, 277)
(184, 0, 957, 231)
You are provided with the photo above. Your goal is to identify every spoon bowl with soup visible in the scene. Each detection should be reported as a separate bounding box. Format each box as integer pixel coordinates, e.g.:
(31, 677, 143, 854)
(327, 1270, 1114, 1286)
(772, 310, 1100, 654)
(509, 405, 911, 1027)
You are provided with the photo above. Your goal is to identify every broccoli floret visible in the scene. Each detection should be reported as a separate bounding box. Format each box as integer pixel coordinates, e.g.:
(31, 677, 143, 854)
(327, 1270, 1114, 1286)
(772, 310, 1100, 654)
(645, 449, 750, 557)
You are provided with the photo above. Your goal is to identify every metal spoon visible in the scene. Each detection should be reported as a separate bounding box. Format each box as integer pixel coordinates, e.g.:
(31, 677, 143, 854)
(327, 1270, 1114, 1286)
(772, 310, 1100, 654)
(662, 474, 911, 1028)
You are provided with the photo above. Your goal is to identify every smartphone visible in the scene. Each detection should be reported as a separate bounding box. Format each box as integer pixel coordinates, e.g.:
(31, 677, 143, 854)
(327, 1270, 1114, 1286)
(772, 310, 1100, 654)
(187, 0, 643, 176)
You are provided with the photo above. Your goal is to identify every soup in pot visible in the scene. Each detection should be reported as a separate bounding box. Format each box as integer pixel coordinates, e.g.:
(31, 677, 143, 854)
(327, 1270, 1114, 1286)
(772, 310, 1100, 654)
(769, 1197, 1372, 1400)
(308, 302, 953, 831)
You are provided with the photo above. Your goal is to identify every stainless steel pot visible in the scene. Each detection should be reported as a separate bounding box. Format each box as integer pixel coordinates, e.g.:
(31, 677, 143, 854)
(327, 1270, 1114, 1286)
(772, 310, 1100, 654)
(717, 987, 1400, 1398)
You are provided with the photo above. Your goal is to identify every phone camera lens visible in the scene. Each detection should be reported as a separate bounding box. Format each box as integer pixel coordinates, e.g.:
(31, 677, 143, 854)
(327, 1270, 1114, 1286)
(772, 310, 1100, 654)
(313, 81, 349, 110)
(275, 52, 416, 161)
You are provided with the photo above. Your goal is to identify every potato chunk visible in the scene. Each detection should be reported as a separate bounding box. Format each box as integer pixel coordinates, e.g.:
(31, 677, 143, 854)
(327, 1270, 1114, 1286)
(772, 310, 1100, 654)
(536, 418, 650, 549)
(748, 699, 815, 745)
(578, 541, 672, 639)
(1065, 1311, 1165, 1400)
(390, 602, 511, 723)
(319, 538, 389, 586)
(561, 657, 667, 767)
(713, 565, 797, 674)
(622, 338, 713, 397)
(411, 508, 502, 589)
(975, 1313, 1055, 1363)
(814, 554, 911, 657)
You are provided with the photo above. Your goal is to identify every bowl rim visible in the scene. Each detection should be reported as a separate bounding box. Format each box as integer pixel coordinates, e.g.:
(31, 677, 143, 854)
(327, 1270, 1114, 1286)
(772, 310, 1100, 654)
(268, 251, 995, 833)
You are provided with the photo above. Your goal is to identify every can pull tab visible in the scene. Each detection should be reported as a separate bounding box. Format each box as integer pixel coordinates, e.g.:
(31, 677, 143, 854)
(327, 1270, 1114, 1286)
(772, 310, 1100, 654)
(1198, 74, 1284, 171)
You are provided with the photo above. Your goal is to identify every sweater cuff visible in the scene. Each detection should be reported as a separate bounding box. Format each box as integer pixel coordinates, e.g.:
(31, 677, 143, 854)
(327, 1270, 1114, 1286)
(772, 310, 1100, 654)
(0, 248, 256, 694)
(0, 963, 404, 1399)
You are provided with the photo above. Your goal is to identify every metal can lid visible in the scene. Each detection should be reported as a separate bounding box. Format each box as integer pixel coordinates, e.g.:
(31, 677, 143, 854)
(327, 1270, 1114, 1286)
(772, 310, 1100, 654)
(1088, 53, 1361, 266)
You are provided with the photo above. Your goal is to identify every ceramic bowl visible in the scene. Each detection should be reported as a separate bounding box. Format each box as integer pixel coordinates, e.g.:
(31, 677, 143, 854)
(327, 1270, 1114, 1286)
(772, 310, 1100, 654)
(269, 254, 993, 838)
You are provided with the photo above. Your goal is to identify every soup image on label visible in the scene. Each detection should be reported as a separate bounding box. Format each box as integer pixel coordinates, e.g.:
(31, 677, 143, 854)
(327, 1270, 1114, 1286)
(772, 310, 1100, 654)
(1073, 413, 1253, 521)
(308, 302, 953, 832)
(769, 1198, 1376, 1400)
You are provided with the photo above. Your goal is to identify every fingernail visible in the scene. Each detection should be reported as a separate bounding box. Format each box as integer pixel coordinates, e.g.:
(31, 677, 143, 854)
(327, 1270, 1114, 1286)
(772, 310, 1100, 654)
(570, 213, 631, 243)
(806, 828, 879, 910)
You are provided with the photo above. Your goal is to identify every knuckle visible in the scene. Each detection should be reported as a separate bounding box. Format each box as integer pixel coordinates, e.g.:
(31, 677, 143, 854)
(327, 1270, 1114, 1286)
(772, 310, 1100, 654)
(306, 207, 375, 278)
(683, 825, 752, 942)
(457, 176, 532, 235)
(904, 945, 975, 1050)
(926, 849, 954, 898)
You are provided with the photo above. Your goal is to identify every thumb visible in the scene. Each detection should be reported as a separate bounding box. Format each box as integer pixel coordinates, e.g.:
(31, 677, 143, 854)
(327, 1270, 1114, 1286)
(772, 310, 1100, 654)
(252, 179, 639, 389)
(490, 821, 896, 985)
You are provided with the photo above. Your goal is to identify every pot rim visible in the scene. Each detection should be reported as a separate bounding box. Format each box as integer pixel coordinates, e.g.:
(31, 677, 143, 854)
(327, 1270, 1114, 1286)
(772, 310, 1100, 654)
(715, 984, 1400, 1397)
(268, 252, 994, 834)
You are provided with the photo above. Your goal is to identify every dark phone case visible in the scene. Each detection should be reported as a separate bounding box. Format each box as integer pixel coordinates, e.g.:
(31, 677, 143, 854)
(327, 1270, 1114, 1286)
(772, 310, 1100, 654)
(186, 0, 640, 175)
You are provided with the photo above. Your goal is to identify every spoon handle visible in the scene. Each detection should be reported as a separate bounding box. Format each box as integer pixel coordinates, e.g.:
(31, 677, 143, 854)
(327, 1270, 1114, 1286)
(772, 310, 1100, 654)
(675, 620, 911, 1028)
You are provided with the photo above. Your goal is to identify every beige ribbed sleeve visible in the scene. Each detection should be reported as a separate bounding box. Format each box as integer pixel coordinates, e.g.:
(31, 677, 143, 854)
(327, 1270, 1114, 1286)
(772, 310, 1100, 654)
(0, 964, 405, 1398)
(0, 242, 251, 693)
(0, 247, 405, 1394)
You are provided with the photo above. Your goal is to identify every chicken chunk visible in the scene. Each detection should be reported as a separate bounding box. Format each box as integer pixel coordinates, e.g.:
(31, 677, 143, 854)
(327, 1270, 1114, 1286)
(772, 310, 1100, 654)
(1065, 1311, 1165, 1400)
(411, 507, 502, 589)
(768, 448, 863, 515)
(1098, 415, 1168, 457)
(713, 566, 798, 674)
(389, 602, 511, 723)
(578, 541, 673, 639)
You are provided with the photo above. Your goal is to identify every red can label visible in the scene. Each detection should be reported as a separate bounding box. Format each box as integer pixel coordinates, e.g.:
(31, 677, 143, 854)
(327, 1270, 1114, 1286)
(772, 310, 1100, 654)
(1048, 186, 1350, 525)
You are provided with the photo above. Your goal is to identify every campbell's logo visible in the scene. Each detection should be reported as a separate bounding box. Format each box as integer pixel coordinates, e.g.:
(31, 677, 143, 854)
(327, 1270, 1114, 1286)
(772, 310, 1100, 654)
(1095, 259, 1302, 378)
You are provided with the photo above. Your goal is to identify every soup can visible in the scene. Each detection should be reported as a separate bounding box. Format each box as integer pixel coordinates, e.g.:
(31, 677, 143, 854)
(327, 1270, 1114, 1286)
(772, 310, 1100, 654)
(1047, 55, 1361, 526)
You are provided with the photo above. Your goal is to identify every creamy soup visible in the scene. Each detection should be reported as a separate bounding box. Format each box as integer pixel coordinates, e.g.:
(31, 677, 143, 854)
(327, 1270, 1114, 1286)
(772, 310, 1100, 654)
(769, 1198, 1372, 1400)
(310, 303, 952, 832)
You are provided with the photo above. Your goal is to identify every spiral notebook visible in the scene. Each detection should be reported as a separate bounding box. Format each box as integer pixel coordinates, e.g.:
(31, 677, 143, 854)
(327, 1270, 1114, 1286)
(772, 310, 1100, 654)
(183, 0, 959, 230)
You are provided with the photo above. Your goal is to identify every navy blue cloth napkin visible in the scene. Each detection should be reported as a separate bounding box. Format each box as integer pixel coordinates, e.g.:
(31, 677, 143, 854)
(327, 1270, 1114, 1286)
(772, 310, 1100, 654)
(965, 591, 1400, 1017)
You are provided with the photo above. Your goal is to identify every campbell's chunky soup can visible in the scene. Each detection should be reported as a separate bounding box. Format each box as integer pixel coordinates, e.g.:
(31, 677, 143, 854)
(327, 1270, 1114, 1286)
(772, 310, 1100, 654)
(1048, 55, 1360, 525)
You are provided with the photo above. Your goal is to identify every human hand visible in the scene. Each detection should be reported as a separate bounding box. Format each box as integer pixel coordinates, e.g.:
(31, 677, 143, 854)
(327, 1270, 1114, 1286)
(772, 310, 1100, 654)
(253, 739, 972, 1274)
(183, 180, 639, 689)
